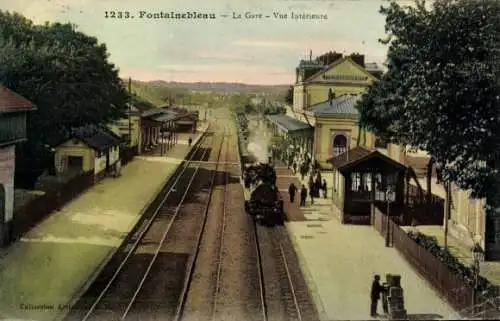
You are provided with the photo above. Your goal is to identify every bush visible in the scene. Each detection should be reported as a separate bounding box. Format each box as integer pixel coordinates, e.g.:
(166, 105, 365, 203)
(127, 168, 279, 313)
(407, 231, 497, 295)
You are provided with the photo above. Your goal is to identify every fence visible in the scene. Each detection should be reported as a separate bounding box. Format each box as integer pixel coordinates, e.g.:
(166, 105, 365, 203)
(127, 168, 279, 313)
(372, 204, 499, 318)
(12, 170, 94, 241)
(399, 184, 444, 226)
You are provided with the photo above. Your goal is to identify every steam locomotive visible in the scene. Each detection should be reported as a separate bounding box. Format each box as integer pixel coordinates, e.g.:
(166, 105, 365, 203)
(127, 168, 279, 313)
(243, 161, 284, 226)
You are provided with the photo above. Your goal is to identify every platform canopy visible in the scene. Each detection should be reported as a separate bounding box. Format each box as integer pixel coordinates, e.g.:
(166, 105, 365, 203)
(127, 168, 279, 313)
(327, 146, 406, 174)
(266, 114, 312, 133)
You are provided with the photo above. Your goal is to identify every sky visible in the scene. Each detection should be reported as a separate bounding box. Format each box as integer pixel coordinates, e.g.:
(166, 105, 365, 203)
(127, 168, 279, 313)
(1, 0, 419, 85)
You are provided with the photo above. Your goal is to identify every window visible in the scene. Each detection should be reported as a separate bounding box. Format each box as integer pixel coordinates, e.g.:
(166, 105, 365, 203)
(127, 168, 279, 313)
(374, 173, 386, 201)
(387, 173, 397, 193)
(333, 134, 348, 156)
(362, 173, 372, 192)
(351, 172, 361, 191)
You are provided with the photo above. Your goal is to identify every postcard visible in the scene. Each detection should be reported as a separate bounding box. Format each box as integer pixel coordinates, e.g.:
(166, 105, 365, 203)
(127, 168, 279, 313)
(0, 0, 498, 320)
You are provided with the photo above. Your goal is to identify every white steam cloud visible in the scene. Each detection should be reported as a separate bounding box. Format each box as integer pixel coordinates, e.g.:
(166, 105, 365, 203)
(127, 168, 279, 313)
(247, 117, 271, 163)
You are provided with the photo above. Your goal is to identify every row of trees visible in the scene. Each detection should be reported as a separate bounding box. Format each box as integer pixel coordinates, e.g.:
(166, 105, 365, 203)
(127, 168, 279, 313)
(357, 0, 500, 215)
(0, 11, 129, 187)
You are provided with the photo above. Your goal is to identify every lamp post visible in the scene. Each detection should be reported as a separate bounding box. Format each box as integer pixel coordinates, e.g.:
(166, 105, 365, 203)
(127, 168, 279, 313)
(471, 243, 485, 316)
(385, 187, 396, 247)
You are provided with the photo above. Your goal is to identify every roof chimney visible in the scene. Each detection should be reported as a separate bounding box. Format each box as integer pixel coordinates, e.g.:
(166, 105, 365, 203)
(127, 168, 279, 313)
(328, 89, 334, 106)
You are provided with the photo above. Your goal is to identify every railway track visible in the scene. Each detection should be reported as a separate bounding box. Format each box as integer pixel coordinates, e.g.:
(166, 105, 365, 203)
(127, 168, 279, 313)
(64, 115, 318, 321)
(64, 126, 222, 321)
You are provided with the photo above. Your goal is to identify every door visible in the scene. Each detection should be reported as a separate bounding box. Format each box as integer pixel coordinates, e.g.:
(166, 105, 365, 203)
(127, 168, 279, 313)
(67, 156, 83, 170)
(106, 151, 110, 170)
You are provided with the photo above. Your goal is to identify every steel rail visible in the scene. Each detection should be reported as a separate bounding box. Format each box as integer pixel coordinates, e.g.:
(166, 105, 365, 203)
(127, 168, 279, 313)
(278, 230, 303, 321)
(80, 126, 212, 321)
(171, 124, 228, 321)
(211, 125, 230, 321)
(120, 132, 216, 319)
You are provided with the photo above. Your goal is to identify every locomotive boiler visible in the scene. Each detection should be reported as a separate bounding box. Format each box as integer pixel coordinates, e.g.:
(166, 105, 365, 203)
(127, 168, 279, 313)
(243, 162, 284, 226)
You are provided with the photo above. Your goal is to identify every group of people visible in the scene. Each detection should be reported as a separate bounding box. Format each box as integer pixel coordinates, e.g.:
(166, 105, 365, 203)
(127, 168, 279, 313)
(287, 173, 328, 207)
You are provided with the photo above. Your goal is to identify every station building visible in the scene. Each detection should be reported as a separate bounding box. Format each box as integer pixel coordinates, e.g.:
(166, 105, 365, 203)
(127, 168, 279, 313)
(269, 52, 500, 260)
(266, 54, 391, 169)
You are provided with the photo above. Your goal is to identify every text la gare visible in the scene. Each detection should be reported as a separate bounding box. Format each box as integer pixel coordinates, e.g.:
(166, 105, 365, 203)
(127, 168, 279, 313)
(233, 12, 264, 19)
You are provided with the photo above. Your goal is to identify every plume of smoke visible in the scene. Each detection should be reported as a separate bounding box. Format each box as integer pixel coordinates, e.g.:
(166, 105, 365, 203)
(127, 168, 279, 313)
(247, 118, 271, 163)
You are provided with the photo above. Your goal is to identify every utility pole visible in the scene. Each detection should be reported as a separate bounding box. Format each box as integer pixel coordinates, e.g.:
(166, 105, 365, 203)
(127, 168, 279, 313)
(444, 180, 451, 249)
(128, 77, 132, 147)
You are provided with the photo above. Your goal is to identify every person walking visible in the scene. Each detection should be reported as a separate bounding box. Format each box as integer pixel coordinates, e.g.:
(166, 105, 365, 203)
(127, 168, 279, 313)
(370, 275, 384, 317)
(322, 179, 327, 199)
(300, 185, 307, 207)
(292, 162, 297, 174)
(309, 183, 314, 205)
(188, 137, 192, 147)
(288, 183, 297, 203)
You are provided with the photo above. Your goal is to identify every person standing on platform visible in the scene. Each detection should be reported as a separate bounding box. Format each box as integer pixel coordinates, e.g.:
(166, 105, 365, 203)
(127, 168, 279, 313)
(370, 275, 384, 317)
(322, 179, 328, 198)
(300, 185, 307, 207)
(288, 183, 297, 203)
(308, 178, 315, 205)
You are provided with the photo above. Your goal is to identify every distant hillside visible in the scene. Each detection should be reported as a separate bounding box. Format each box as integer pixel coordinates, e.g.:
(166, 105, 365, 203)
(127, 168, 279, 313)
(132, 80, 289, 94)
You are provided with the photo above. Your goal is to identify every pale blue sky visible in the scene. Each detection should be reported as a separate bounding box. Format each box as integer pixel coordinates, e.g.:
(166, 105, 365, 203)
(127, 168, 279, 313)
(2, 0, 419, 84)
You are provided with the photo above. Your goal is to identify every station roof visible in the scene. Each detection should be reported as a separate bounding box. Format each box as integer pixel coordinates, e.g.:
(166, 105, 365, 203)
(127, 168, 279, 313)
(327, 146, 406, 173)
(308, 94, 361, 117)
(265, 114, 313, 133)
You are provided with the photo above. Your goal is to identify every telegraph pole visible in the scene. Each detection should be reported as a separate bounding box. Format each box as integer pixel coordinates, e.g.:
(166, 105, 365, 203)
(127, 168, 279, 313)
(128, 77, 132, 146)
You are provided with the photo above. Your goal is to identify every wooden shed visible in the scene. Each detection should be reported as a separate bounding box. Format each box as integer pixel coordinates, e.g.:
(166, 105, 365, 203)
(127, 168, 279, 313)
(327, 146, 407, 224)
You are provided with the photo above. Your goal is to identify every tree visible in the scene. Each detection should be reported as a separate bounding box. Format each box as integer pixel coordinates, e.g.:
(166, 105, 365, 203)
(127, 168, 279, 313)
(0, 11, 129, 187)
(284, 86, 293, 105)
(357, 1, 500, 211)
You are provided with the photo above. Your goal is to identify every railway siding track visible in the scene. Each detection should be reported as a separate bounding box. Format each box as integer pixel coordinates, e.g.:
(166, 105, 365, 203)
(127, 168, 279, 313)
(122, 131, 226, 321)
(173, 126, 230, 321)
(210, 129, 264, 321)
(64, 129, 217, 321)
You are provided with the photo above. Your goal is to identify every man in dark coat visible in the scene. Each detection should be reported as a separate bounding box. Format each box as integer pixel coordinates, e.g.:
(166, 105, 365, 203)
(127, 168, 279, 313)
(322, 179, 328, 198)
(188, 137, 192, 147)
(370, 275, 384, 317)
(300, 185, 307, 207)
(288, 183, 297, 203)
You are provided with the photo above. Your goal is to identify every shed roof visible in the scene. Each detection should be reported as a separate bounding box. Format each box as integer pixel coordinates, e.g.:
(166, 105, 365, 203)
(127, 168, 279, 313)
(153, 112, 180, 122)
(327, 146, 406, 173)
(308, 94, 361, 117)
(0, 86, 36, 113)
(141, 108, 164, 118)
(70, 125, 122, 151)
(266, 114, 312, 133)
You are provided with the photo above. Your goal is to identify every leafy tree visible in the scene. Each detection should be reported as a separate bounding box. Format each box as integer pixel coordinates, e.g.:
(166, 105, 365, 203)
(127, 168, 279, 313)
(284, 86, 293, 105)
(0, 11, 129, 187)
(357, 1, 500, 213)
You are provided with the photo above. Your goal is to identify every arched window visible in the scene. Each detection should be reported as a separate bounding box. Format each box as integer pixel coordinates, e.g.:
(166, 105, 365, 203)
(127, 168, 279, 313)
(333, 134, 347, 156)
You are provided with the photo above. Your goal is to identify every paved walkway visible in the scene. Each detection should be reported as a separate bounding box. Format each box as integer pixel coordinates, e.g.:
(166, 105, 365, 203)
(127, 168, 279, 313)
(0, 124, 208, 321)
(274, 166, 459, 320)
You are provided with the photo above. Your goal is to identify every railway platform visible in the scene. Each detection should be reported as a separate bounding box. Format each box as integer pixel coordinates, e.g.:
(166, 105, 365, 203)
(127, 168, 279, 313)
(274, 166, 459, 321)
(0, 123, 209, 321)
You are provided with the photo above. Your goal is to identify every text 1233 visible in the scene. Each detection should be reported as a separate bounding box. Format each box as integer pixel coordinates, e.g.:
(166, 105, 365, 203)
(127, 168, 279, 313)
(104, 11, 133, 19)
